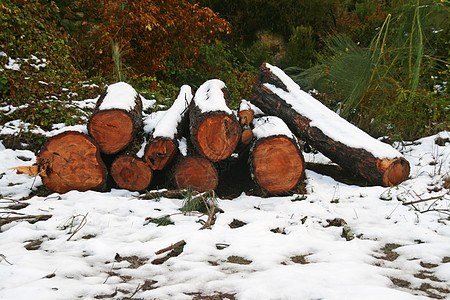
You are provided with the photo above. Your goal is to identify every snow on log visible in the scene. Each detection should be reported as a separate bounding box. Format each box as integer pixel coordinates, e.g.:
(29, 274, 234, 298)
(238, 100, 265, 144)
(251, 63, 410, 186)
(189, 79, 240, 162)
(250, 116, 305, 194)
(111, 155, 152, 192)
(143, 85, 193, 170)
(38, 131, 107, 193)
(88, 82, 143, 154)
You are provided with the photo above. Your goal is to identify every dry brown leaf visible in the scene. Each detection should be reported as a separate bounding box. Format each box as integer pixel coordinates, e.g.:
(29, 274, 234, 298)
(9, 165, 40, 176)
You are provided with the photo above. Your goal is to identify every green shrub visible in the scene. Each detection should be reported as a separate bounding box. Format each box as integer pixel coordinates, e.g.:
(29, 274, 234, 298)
(0, 0, 96, 130)
(290, 0, 449, 141)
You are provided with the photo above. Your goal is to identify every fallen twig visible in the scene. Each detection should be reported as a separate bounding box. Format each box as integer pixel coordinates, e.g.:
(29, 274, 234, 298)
(402, 192, 448, 205)
(0, 214, 52, 227)
(0, 253, 13, 265)
(67, 213, 88, 241)
(155, 240, 186, 255)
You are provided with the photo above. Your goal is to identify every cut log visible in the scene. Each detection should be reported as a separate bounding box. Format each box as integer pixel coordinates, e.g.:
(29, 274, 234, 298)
(173, 156, 218, 192)
(143, 85, 193, 170)
(38, 131, 107, 193)
(189, 79, 241, 162)
(238, 100, 266, 145)
(251, 63, 410, 186)
(88, 82, 143, 154)
(111, 155, 152, 191)
(250, 116, 305, 194)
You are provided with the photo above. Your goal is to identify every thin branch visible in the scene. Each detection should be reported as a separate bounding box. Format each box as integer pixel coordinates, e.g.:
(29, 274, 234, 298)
(155, 240, 186, 255)
(0, 254, 13, 265)
(67, 213, 88, 241)
(402, 193, 448, 205)
(0, 214, 52, 227)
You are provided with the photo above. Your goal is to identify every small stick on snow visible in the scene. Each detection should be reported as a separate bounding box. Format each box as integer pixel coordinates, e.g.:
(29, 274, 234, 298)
(155, 240, 186, 255)
(67, 213, 88, 241)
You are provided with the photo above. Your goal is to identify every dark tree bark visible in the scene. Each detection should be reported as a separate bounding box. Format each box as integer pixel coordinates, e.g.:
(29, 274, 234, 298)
(251, 63, 410, 186)
(38, 131, 107, 193)
(88, 82, 143, 154)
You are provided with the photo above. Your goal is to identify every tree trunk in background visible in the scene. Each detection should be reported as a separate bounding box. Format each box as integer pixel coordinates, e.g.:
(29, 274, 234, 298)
(251, 63, 410, 187)
(111, 155, 152, 191)
(189, 80, 240, 162)
(38, 131, 107, 194)
(88, 83, 143, 155)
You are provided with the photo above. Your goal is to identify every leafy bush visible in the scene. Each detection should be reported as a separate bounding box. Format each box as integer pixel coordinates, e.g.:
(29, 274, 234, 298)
(290, 0, 449, 141)
(0, 0, 97, 130)
(70, 0, 230, 78)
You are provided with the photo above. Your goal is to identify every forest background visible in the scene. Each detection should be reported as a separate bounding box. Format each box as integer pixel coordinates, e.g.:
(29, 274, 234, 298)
(0, 0, 448, 145)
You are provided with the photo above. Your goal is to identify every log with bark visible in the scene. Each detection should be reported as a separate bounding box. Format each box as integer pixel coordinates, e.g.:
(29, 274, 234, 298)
(173, 155, 219, 192)
(250, 116, 305, 194)
(38, 131, 107, 193)
(251, 62, 410, 186)
(238, 99, 266, 144)
(111, 155, 152, 192)
(143, 85, 193, 170)
(189, 79, 241, 162)
(88, 82, 143, 154)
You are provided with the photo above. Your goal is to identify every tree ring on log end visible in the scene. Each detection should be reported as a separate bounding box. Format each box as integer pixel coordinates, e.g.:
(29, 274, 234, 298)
(88, 109, 134, 154)
(252, 136, 304, 194)
(143, 138, 178, 170)
(381, 157, 410, 187)
(174, 156, 218, 192)
(111, 156, 152, 191)
(38, 131, 107, 194)
(195, 114, 240, 162)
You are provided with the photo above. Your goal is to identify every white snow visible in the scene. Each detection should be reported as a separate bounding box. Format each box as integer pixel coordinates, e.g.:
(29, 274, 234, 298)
(193, 79, 232, 114)
(252, 116, 296, 140)
(152, 85, 193, 139)
(239, 99, 265, 116)
(178, 137, 188, 156)
(4, 57, 21, 71)
(98, 82, 138, 111)
(1, 94, 450, 299)
(265, 63, 403, 160)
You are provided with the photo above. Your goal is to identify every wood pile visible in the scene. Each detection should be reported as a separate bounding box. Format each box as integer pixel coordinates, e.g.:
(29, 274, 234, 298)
(16, 63, 410, 195)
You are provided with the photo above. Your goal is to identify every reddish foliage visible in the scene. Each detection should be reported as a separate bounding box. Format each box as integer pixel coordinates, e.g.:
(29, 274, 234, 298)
(75, 0, 230, 76)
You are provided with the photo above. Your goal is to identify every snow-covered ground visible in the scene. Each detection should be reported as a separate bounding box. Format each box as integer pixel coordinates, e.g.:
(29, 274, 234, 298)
(0, 105, 449, 299)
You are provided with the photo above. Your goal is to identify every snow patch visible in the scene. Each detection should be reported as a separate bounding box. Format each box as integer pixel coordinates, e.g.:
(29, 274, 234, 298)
(252, 116, 295, 140)
(152, 85, 192, 139)
(239, 99, 265, 116)
(193, 79, 232, 114)
(98, 82, 138, 111)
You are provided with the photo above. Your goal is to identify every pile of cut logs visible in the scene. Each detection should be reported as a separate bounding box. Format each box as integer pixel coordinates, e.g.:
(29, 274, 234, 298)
(21, 63, 410, 195)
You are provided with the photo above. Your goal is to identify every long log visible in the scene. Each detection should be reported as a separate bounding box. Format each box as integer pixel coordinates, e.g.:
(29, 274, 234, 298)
(189, 79, 241, 162)
(250, 116, 305, 194)
(88, 82, 143, 154)
(143, 85, 193, 170)
(38, 131, 107, 193)
(251, 63, 410, 186)
(111, 155, 152, 191)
